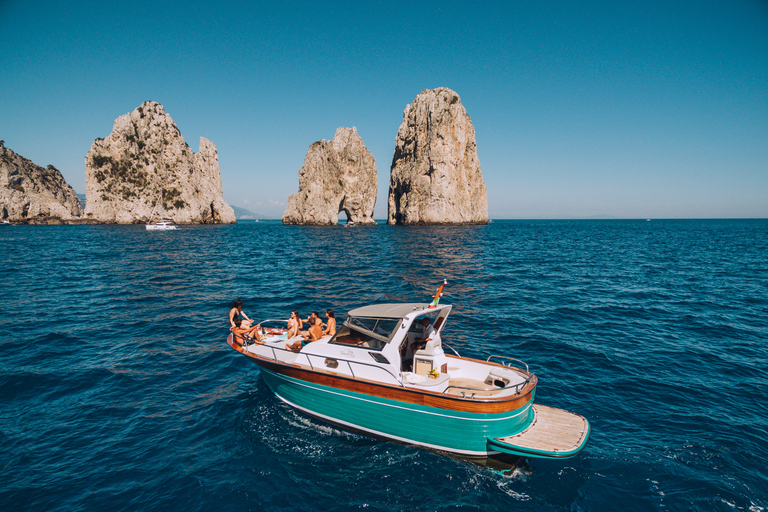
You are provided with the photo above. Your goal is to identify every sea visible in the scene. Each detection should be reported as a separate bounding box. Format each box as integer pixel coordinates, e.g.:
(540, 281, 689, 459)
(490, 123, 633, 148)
(1, 219, 766, 511)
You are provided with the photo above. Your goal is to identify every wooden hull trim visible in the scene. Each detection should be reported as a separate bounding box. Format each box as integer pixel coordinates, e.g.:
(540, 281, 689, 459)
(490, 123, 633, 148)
(253, 354, 536, 415)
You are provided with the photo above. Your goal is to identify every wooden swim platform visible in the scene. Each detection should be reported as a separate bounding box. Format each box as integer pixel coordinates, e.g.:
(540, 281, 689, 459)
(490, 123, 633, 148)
(488, 404, 590, 458)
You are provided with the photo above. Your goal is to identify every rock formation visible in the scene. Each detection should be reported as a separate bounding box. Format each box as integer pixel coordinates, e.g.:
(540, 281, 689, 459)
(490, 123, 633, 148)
(84, 101, 235, 224)
(283, 127, 377, 225)
(387, 88, 488, 225)
(0, 141, 83, 222)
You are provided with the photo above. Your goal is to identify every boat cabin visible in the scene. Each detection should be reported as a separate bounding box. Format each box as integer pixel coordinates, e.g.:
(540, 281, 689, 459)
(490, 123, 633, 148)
(327, 303, 451, 379)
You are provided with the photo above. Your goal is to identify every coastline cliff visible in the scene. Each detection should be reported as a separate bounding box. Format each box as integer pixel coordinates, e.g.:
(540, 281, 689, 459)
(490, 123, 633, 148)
(84, 101, 235, 224)
(0, 141, 83, 223)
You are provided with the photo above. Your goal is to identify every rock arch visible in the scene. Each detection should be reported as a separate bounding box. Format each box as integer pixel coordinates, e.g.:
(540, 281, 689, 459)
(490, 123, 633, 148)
(283, 127, 377, 225)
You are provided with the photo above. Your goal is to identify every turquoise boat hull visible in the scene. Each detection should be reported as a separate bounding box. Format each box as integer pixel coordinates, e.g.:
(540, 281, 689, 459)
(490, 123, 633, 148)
(260, 365, 535, 456)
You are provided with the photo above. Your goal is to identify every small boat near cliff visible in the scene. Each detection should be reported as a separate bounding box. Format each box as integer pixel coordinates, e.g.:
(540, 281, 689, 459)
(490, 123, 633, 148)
(146, 218, 177, 230)
(145, 190, 177, 230)
(226, 283, 590, 460)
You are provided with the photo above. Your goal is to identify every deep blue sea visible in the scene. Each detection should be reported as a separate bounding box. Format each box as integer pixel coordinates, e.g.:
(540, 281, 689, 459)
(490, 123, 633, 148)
(1, 219, 767, 511)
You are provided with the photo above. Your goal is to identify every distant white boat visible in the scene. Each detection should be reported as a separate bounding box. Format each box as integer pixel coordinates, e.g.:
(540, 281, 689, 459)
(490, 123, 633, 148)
(145, 190, 177, 230)
(146, 219, 177, 231)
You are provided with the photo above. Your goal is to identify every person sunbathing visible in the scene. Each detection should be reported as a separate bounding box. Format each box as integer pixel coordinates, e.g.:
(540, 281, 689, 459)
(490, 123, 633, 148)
(286, 316, 323, 351)
(232, 317, 263, 347)
(286, 310, 302, 338)
(322, 309, 336, 337)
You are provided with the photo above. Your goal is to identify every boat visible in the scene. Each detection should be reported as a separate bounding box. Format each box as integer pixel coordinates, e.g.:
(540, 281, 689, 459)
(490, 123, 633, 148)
(145, 190, 177, 230)
(145, 218, 177, 231)
(226, 282, 590, 460)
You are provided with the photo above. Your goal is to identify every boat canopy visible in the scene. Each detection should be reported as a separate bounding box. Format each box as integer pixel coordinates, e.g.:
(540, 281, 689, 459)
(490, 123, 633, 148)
(347, 303, 450, 320)
(330, 303, 451, 350)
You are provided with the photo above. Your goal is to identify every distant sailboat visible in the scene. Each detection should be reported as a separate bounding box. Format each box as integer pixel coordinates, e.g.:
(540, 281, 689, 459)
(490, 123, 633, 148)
(146, 190, 177, 231)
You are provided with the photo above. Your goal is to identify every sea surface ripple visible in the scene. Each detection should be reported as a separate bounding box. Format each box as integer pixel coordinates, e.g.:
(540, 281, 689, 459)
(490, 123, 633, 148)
(1, 219, 766, 511)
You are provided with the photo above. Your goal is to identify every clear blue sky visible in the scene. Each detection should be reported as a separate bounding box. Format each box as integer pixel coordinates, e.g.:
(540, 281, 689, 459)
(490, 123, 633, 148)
(2, 0, 766, 219)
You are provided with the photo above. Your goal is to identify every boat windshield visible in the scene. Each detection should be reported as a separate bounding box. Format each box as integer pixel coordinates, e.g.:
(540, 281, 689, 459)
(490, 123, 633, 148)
(330, 316, 401, 351)
(349, 317, 400, 339)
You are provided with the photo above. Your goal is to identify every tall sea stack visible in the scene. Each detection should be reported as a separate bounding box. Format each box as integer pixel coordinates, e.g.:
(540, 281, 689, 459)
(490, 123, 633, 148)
(283, 127, 377, 225)
(84, 101, 235, 224)
(388, 88, 488, 225)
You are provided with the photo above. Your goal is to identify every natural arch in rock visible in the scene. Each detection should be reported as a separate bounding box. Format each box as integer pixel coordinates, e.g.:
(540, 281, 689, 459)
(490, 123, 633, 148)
(283, 127, 377, 225)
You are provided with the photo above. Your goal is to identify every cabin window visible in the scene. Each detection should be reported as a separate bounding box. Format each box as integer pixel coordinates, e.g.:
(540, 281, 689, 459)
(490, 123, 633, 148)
(369, 353, 390, 364)
(330, 324, 387, 351)
(329, 317, 402, 351)
(349, 317, 400, 338)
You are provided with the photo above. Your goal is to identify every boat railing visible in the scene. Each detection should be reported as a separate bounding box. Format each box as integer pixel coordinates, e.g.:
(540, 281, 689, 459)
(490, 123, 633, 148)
(329, 357, 404, 387)
(442, 378, 530, 398)
(442, 343, 461, 357)
(250, 340, 405, 387)
(486, 355, 529, 374)
(254, 319, 291, 329)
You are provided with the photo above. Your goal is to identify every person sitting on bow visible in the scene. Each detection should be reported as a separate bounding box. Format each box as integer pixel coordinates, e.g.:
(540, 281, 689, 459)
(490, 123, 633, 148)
(321, 309, 336, 338)
(229, 299, 252, 329)
(232, 317, 263, 347)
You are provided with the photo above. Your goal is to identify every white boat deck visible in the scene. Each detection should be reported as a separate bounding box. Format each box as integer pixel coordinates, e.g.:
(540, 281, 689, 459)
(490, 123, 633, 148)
(236, 332, 531, 398)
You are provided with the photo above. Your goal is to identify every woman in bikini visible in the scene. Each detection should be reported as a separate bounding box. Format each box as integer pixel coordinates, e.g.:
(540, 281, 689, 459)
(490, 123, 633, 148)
(286, 315, 322, 351)
(229, 299, 252, 329)
(322, 309, 336, 338)
(285, 310, 302, 338)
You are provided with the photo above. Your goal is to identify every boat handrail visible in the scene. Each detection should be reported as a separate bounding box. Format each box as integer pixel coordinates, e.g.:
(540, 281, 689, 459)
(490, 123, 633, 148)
(486, 355, 529, 373)
(442, 378, 530, 398)
(253, 341, 405, 387)
(254, 318, 291, 327)
(338, 358, 405, 387)
(442, 343, 461, 357)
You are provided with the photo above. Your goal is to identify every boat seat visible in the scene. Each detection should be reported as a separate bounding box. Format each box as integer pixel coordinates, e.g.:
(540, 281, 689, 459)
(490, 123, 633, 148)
(485, 367, 525, 388)
(414, 333, 443, 357)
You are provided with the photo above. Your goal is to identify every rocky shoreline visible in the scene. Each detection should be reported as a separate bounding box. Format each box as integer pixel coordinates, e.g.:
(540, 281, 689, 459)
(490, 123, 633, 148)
(3, 88, 488, 226)
(1, 102, 235, 226)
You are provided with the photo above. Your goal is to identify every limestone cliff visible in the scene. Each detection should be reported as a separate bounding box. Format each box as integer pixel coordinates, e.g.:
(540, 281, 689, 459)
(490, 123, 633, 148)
(0, 141, 83, 222)
(84, 101, 235, 224)
(388, 88, 488, 225)
(283, 127, 377, 225)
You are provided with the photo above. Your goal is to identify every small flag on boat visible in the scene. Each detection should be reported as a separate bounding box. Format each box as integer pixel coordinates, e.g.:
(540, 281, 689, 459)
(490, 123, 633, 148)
(429, 280, 448, 308)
